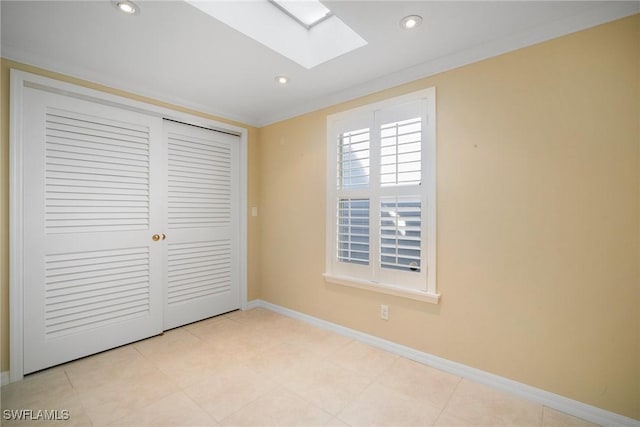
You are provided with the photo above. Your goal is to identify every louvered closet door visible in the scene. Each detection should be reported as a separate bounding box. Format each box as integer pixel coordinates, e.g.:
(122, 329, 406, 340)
(22, 87, 165, 374)
(163, 120, 240, 329)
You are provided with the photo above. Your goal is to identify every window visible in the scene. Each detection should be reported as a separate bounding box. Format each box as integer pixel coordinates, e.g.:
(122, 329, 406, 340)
(325, 88, 438, 303)
(187, 1, 366, 70)
(269, 0, 333, 29)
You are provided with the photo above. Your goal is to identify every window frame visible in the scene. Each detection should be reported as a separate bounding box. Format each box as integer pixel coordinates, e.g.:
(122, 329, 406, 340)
(324, 88, 439, 303)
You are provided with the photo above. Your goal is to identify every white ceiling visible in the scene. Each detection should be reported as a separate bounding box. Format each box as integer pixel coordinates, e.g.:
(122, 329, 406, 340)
(1, 1, 638, 127)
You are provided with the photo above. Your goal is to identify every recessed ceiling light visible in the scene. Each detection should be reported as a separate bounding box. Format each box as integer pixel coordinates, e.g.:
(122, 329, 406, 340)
(400, 15, 422, 30)
(275, 76, 289, 85)
(113, 0, 139, 15)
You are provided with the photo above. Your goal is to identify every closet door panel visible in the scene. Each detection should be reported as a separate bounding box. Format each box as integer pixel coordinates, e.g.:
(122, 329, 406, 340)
(163, 121, 240, 329)
(22, 88, 165, 373)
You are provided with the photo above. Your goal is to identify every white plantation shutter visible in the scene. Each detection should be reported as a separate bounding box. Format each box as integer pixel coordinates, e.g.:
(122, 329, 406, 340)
(337, 198, 370, 265)
(327, 89, 436, 297)
(378, 113, 424, 286)
(338, 128, 370, 189)
(380, 197, 422, 272)
(380, 118, 422, 187)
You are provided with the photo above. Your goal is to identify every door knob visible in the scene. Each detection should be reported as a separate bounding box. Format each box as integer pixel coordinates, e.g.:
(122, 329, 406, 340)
(162, 233, 166, 240)
(152, 234, 160, 241)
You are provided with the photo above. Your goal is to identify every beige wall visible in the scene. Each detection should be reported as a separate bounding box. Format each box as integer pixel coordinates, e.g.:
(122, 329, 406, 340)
(258, 15, 640, 418)
(0, 59, 262, 373)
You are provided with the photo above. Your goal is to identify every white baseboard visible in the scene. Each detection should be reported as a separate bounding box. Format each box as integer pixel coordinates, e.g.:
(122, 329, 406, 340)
(247, 299, 639, 427)
(245, 299, 262, 311)
(1, 371, 9, 386)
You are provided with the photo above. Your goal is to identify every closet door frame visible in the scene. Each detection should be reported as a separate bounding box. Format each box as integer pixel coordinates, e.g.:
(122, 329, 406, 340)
(9, 70, 249, 382)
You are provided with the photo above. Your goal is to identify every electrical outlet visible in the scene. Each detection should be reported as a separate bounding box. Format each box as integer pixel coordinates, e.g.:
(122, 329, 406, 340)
(380, 304, 389, 320)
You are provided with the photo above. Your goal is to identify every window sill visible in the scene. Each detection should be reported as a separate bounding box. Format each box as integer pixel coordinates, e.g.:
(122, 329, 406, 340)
(323, 273, 440, 304)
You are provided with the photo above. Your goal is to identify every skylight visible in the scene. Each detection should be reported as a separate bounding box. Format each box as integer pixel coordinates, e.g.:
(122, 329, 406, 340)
(185, 0, 367, 69)
(269, 0, 333, 29)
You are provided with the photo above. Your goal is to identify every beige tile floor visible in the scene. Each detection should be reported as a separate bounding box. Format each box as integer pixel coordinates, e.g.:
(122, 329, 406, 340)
(1, 308, 600, 427)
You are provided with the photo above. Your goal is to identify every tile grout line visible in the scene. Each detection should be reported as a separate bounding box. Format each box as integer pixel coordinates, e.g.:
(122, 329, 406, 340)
(430, 375, 464, 426)
(333, 379, 377, 426)
(177, 388, 220, 426)
(61, 368, 94, 427)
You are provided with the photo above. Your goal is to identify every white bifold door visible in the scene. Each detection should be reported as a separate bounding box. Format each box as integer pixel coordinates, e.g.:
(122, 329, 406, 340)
(21, 87, 241, 374)
(163, 120, 240, 330)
